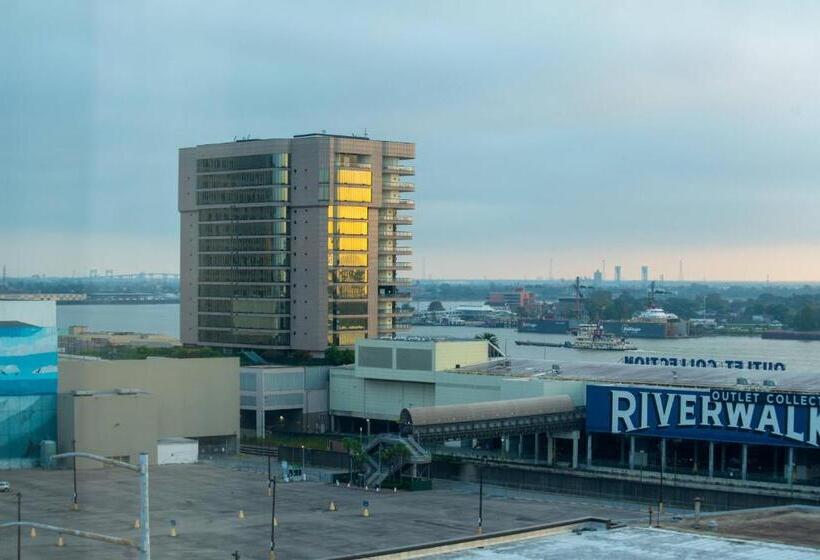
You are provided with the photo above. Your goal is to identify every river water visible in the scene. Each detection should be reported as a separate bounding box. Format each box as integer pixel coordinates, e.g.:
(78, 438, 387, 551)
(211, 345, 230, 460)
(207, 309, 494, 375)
(57, 303, 820, 373)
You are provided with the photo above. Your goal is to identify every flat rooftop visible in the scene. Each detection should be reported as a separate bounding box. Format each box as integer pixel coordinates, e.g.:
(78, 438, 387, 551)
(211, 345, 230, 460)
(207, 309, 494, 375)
(0, 461, 654, 560)
(429, 526, 820, 560)
(450, 359, 820, 393)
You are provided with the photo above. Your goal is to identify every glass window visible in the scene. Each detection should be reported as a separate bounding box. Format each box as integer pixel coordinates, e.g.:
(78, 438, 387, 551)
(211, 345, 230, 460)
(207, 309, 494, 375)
(328, 253, 368, 267)
(328, 237, 368, 251)
(336, 169, 372, 185)
(196, 187, 288, 205)
(329, 285, 368, 299)
(199, 284, 289, 299)
(329, 205, 368, 220)
(335, 187, 371, 202)
(196, 153, 288, 172)
(197, 169, 288, 190)
(328, 221, 367, 235)
(199, 237, 289, 252)
(329, 269, 367, 283)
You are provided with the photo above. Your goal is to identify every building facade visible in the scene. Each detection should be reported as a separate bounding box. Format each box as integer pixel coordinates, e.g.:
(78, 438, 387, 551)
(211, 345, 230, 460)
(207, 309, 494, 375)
(58, 356, 240, 468)
(0, 301, 58, 468)
(179, 133, 415, 353)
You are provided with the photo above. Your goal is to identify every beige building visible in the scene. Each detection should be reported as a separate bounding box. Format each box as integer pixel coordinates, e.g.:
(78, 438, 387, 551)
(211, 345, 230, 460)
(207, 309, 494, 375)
(60, 325, 180, 354)
(179, 133, 415, 354)
(58, 356, 239, 468)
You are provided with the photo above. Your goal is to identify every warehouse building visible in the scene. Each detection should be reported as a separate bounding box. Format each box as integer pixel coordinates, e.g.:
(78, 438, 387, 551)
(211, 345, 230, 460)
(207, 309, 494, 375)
(330, 337, 820, 491)
(57, 356, 239, 468)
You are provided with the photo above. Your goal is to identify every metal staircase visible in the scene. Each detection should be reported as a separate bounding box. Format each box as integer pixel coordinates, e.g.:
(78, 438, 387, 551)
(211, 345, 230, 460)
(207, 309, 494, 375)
(361, 433, 431, 487)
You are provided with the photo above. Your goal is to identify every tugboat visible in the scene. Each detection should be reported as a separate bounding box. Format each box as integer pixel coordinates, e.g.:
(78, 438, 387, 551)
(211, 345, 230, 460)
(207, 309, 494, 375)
(564, 323, 637, 351)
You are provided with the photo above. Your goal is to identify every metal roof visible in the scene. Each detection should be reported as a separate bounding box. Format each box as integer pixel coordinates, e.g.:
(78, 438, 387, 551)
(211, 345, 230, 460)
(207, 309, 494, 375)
(402, 395, 575, 427)
(450, 359, 820, 393)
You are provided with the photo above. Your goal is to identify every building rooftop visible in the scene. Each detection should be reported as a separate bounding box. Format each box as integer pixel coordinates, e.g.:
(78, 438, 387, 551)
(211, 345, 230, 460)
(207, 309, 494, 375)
(449, 358, 820, 393)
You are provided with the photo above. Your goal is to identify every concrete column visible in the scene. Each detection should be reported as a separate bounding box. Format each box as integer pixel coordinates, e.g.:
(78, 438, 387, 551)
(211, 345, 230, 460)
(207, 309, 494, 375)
(586, 433, 593, 468)
(571, 434, 579, 469)
(720, 444, 726, 472)
(629, 436, 636, 470)
(534, 433, 541, 463)
(330, 414, 336, 433)
(517, 435, 524, 458)
(660, 439, 666, 472)
(693, 442, 699, 474)
(620, 437, 626, 465)
(504, 436, 510, 454)
(256, 408, 265, 438)
(741, 444, 748, 480)
(708, 442, 714, 478)
(547, 436, 555, 466)
(785, 447, 794, 483)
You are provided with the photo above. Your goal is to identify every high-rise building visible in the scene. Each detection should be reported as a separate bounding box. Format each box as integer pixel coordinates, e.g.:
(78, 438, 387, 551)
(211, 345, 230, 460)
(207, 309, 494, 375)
(593, 270, 603, 285)
(640, 265, 649, 283)
(614, 265, 622, 284)
(179, 133, 415, 353)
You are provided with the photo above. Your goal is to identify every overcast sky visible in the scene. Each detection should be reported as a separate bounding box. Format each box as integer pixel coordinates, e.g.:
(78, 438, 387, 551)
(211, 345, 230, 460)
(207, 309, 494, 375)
(2, 1, 820, 281)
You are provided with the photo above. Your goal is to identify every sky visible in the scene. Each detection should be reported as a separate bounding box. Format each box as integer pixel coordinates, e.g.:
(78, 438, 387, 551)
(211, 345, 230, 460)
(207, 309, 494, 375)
(2, 1, 820, 281)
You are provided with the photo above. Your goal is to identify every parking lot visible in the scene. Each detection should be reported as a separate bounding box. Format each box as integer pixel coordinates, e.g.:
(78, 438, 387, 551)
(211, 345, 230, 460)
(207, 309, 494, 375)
(0, 462, 660, 559)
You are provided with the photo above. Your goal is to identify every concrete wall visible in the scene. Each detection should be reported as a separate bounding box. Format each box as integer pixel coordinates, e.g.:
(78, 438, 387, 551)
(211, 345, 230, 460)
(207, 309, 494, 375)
(59, 356, 240, 453)
(58, 393, 160, 469)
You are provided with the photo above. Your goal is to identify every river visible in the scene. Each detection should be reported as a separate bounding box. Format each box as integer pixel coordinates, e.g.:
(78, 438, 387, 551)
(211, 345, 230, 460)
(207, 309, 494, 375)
(57, 303, 820, 373)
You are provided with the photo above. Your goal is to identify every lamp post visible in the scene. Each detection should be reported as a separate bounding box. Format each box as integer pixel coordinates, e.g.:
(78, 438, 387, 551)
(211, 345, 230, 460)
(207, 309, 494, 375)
(269, 475, 276, 560)
(477, 459, 485, 535)
(72, 439, 78, 511)
(16, 492, 21, 560)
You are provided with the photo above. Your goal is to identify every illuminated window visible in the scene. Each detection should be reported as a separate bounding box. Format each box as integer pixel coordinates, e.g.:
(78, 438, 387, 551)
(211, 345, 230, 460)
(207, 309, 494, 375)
(336, 187, 371, 202)
(328, 237, 368, 251)
(329, 269, 367, 283)
(328, 206, 368, 220)
(336, 169, 372, 185)
(330, 285, 368, 299)
(328, 221, 368, 235)
(333, 331, 366, 346)
(328, 253, 368, 267)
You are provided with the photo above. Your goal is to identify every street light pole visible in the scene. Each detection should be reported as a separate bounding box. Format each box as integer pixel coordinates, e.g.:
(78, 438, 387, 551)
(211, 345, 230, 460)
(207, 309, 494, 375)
(17, 492, 21, 560)
(478, 461, 484, 535)
(72, 439, 78, 511)
(269, 476, 276, 560)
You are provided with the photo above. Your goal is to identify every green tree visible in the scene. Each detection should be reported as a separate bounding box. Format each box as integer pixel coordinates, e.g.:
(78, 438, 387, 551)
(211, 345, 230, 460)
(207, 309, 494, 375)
(475, 332, 502, 357)
(793, 305, 818, 331)
(427, 300, 445, 312)
(325, 345, 355, 365)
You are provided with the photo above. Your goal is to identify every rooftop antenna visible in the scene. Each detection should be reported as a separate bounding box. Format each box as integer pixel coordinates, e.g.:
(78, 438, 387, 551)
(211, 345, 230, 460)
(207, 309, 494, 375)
(363, 128, 368, 138)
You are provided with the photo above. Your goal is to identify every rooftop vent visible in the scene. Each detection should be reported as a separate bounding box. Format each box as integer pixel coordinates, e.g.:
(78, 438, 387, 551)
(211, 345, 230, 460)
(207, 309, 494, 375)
(763, 379, 777, 387)
(736, 377, 750, 385)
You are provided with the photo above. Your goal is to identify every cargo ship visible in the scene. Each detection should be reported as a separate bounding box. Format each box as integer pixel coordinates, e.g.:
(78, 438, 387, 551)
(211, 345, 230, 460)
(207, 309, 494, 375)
(602, 282, 688, 339)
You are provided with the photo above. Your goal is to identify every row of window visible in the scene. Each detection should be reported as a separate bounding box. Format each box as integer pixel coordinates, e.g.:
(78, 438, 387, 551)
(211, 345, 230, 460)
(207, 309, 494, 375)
(197, 153, 289, 173)
(199, 314, 291, 330)
(200, 237, 289, 252)
(329, 285, 368, 299)
(328, 205, 368, 220)
(199, 269, 289, 283)
(328, 332, 365, 346)
(336, 186, 371, 202)
(328, 221, 368, 235)
(199, 299, 290, 314)
(199, 253, 289, 267)
(199, 221, 288, 237)
(329, 317, 367, 331)
(328, 252, 368, 267)
(329, 301, 368, 316)
(199, 329, 290, 347)
(329, 269, 367, 283)
(196, 187, 289, 205)
(199, 284, 290, 298)
(197, 169, 289, 190)
(328, 237, 368, 251)
(199, 206, 287, 222)
(336, 169, 372, 186)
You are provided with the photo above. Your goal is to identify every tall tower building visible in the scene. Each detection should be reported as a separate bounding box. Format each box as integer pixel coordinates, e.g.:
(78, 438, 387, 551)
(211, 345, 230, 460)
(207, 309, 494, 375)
(614, 265, 622, 284)
(640, 265, 649, 283)
(179, 133, 415, 353)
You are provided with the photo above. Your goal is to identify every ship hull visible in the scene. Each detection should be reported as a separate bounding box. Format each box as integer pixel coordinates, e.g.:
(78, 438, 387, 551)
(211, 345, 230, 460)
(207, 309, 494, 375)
(517, 319, 580, 334)
(602, 320, 688, 338)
